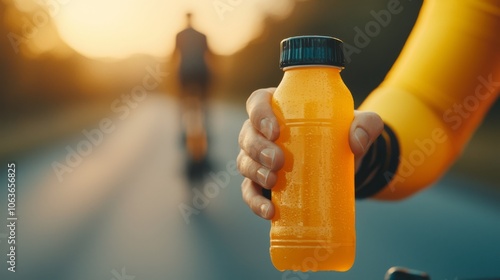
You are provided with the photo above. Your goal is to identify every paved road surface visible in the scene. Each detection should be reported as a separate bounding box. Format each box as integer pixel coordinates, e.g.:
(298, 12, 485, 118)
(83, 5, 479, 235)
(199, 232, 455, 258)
(0, 94, 499, 280)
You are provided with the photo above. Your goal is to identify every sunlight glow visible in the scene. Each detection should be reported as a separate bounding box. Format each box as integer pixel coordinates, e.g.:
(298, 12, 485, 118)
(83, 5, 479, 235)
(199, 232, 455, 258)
(47, 0, 299, 59)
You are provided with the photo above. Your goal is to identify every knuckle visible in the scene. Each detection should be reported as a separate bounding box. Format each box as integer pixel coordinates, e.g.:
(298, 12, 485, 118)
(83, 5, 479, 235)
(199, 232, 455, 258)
(250, 108, 266, 131)
(252, 144, 267, 168)
(242, 129, 267, 162)
(250, 196, 263, 216)
(238, 120, 250, 147)
(241, 179, 252, 204)
(236, 150, 244, 172)
(238, 153, 252, 178)
(246, 89, 264, 113)
(363, 112, 384, 135)
(246, 158, 262, 182)
(247, 89, 273, 127)
(237, 153, 259, 181)
(240, 179, 248, 198)
(367, 111, 383, 124)
(361, 111, 381, 123)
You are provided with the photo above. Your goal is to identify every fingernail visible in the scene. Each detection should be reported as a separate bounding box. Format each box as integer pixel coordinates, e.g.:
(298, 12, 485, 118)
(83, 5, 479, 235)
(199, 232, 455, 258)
(257, 167, 270, 187)
(354, 127, 370, 153)
(260, 118, 273, 140)
(260, 204, 269, 218)
(260, 148, 275, 168)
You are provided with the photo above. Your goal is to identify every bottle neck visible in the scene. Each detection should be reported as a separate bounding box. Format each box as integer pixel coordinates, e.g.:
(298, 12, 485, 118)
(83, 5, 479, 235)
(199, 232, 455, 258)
(282, 65, 343, 72)
(282, 65, 343, 80)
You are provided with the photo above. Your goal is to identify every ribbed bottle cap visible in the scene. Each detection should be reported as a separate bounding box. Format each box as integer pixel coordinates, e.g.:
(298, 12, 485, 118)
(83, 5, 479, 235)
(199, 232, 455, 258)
(279, 35, 345, 69)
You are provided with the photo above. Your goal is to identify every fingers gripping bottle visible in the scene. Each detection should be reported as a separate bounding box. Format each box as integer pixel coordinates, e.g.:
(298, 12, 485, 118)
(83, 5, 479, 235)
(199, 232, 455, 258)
(270, 36, 355, 272)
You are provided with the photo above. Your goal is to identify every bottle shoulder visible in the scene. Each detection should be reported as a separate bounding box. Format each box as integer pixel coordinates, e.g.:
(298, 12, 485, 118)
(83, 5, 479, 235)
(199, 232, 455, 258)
(274, 73, 352, 103)
(273, 77, 353, 120)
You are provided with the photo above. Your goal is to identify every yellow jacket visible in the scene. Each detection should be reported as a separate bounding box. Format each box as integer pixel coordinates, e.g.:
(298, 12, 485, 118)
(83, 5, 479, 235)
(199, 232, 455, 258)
(360, 0, 500, 199)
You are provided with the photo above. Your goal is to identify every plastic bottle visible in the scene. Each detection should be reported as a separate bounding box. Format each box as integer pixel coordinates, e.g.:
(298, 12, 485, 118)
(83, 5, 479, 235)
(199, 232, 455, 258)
(270, 36, 355, 272)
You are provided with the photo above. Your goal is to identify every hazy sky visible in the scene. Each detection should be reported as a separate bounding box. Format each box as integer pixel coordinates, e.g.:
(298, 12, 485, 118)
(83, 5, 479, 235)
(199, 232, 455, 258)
(12, 0, 302, 59)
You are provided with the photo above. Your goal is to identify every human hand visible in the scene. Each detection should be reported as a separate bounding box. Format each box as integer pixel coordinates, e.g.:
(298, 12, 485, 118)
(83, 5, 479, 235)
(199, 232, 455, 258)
(237, 88, 384, 220)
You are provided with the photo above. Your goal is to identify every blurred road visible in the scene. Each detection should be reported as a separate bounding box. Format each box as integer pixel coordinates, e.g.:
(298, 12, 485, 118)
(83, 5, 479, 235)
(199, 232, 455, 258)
(0, 93, 499, 280)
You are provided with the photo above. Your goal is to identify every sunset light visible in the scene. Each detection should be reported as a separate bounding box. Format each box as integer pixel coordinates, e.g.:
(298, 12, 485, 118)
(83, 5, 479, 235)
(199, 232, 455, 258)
(44, 0, 298, 59)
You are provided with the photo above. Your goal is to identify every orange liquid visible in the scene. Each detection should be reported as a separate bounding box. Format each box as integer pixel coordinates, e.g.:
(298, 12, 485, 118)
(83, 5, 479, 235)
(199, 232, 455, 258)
(270, 67, 355, 272)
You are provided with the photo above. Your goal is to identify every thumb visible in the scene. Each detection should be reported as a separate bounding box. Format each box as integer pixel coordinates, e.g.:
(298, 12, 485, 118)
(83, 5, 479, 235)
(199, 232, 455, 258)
(349, 111, 384, 171)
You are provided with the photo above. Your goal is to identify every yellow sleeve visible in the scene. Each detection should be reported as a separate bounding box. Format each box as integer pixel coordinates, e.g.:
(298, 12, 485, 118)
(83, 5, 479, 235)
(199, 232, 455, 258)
(359, 0, 500, 200)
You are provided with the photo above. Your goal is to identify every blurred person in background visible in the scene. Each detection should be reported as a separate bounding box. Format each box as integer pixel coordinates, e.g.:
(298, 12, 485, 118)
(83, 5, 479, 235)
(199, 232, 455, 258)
(173, 12, 213, 176)
(236, 0, 500, 219)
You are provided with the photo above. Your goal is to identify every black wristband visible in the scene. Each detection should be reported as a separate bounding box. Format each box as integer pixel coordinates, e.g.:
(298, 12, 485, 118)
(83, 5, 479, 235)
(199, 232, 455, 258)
(355, 123, 400, 199)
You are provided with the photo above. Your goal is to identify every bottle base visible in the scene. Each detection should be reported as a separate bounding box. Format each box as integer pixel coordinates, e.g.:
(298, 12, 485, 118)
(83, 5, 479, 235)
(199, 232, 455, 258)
(270, 242, 355, 272)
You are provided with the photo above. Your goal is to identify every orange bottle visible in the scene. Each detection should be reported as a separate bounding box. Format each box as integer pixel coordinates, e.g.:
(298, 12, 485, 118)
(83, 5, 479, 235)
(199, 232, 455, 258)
(270, 36, 355, 272)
